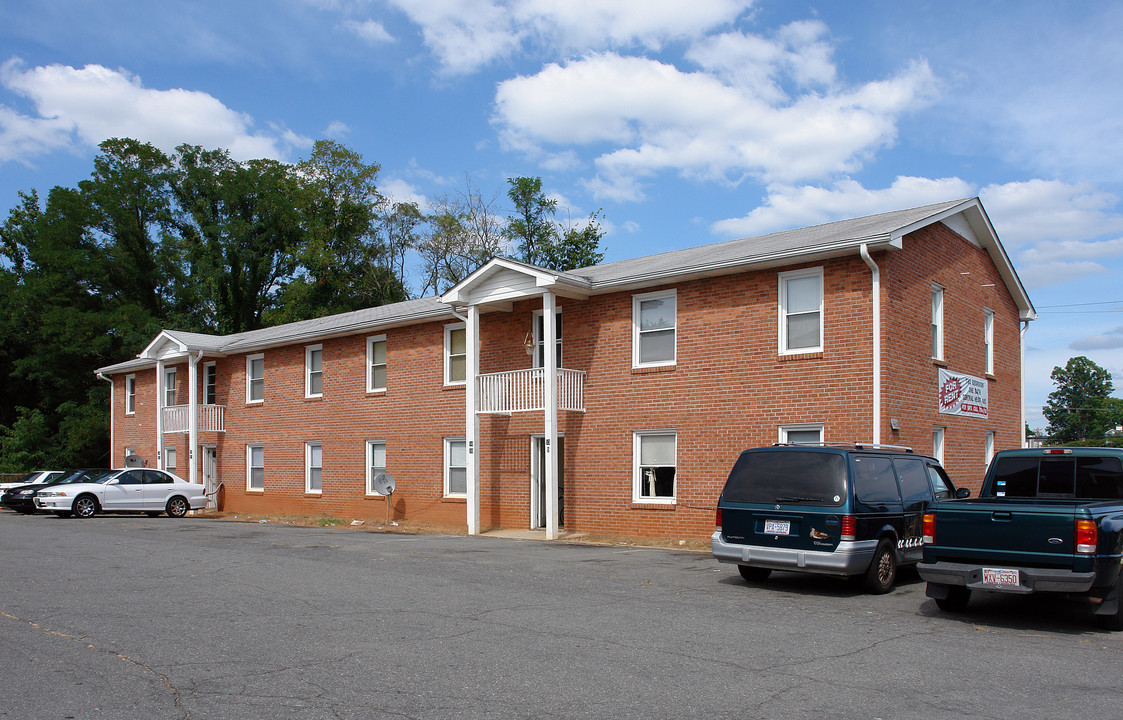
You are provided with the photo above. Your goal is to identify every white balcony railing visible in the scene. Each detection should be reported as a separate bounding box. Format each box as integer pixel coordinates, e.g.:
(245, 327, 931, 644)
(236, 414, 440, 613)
(477, 368, 586, 415)
(162, 404, 226, 434)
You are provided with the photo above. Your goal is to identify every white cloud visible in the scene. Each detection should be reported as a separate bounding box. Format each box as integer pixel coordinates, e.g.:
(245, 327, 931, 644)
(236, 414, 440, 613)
(0, 59, 309, 163)
(711, 176, 972, 237)
(1070, 326, 1123, 351)
(342, 18, 395, 44)
(385, 0, 754, 75)
(380, 177, 430, 210)
(494, 50, 938, 201)
(979, 180, 1123, 248)
(323, 120, 350, 139)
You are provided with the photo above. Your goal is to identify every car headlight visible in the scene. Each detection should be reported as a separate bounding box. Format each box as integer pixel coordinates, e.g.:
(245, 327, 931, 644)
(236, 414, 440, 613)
(39, 491, 62, 498)
(18, 489, 35, 495)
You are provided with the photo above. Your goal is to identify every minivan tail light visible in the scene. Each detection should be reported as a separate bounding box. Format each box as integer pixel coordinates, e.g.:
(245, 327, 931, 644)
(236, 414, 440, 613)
(715, 507, 722, 530)
(840, 515, 856, 542)
(922, 513, 936, 544)
(1075, 519, 1097, 554)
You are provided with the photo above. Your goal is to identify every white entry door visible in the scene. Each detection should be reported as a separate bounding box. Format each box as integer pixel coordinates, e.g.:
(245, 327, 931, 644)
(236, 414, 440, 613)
(202, 446, 217, 508)
(530, 435, 564, 530)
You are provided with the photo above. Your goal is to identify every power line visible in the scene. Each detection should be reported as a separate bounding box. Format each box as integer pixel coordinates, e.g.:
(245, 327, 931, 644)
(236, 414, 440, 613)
(1037, 300, 1123, 308)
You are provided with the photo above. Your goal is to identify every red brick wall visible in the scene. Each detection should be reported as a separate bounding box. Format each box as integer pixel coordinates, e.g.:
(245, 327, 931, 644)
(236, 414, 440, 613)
(106, 220, 1022, 539)
(880, 222, 1022, 494)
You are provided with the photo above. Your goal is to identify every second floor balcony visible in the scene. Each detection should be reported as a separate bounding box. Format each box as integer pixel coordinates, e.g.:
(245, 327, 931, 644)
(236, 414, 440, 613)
(477, 368, 586, 415)
(162, 404, 225, 434)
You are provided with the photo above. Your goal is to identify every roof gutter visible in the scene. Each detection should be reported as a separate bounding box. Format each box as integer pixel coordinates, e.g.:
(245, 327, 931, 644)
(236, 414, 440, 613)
(859, 244, 881, 445)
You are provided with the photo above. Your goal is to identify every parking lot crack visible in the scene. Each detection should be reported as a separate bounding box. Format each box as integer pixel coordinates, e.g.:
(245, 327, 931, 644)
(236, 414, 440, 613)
(0, 610, 188, 719)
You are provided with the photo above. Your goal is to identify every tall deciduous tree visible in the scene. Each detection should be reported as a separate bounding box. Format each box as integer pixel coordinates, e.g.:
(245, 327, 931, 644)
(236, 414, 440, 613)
(505, 176, 605, 271)
(1043, 356, 1116, 442)
(416, 178, 504, 295)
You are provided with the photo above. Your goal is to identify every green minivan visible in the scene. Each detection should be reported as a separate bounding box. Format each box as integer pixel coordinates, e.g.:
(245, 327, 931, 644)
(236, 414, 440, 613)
(711, 444, 965, 593)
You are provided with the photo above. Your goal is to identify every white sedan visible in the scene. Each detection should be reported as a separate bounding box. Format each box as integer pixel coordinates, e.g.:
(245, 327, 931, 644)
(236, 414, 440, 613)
(35, 468, 207, 518)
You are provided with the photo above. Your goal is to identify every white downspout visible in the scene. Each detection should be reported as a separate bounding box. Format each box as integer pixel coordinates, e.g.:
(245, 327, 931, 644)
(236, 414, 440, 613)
(1020, 320, 1029, 447)
(860, 245, 881, 445)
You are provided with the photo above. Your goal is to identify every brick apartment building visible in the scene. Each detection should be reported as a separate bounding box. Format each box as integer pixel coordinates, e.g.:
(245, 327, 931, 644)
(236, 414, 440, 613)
(96, 198, 1035, 541)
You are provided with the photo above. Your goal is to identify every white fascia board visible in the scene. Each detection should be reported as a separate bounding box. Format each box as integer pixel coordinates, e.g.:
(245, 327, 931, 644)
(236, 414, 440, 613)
(138, 330, 189, 360)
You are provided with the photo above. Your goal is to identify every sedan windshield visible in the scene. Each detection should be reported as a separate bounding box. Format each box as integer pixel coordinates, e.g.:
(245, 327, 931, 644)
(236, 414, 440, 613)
(54, 470, 114, 485)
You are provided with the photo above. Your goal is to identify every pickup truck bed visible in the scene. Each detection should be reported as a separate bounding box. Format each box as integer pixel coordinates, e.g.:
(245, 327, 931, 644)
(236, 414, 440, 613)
(918, 448, 1123, 630)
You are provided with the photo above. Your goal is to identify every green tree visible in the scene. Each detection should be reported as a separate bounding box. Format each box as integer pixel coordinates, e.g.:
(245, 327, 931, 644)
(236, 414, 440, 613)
(271, 140, 407, 323)
(543, 209, 606, 271)
(504, 177, 606, 271)
(1043, 356, 1116, 442)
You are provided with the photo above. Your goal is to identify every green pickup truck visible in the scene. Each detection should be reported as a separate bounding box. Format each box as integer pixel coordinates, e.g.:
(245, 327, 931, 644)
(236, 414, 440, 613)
(918, 447, 1123, 630)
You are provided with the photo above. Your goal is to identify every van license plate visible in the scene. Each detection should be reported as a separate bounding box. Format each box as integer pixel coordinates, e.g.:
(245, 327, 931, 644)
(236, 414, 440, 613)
(764, 520, 790, 535)
(982, 568, 1019, 586)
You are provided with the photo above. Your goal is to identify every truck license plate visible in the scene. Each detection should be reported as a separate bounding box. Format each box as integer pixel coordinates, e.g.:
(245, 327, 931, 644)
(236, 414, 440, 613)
(982, 568, 1020, 586)
(764, 519, 790, 535)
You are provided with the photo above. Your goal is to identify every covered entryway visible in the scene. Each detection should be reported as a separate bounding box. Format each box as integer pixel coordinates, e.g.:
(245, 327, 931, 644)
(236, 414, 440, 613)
(531, 435, 564, 529)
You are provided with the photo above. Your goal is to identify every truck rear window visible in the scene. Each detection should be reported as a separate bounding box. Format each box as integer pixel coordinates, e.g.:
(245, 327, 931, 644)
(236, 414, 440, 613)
(990, 456, 1123, 499)
(722, 451, 846, 506)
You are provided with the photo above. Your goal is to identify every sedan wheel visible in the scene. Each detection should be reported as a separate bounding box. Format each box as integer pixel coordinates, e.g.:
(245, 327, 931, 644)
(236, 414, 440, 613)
(74, 495, 98, 519)
(166, 496, 189, 518)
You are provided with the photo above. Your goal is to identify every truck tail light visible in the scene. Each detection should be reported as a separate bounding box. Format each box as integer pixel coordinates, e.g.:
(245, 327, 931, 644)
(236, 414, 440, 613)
(1075, 519, 1097, 554)
(840, 515, 856, 541)
(715, 507, 722, 530)
(922, 513, 936, 544)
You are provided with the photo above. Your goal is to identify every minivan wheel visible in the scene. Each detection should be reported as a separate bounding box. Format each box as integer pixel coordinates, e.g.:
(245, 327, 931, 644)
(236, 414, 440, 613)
(738, 565, 772, 583)
(74, 495, 98, 519)
(863, 539, 897, 594)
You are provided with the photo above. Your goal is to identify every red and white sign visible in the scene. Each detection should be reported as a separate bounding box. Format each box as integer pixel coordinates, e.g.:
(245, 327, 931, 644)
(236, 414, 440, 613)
(938, 368, 988, 418)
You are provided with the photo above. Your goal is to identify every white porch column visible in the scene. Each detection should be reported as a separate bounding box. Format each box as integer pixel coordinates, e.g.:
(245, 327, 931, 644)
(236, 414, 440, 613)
(466, 305, 481, 535)
(188, 353, 200, 484)
(155, 359, 165, 470)
(543, 292, 559, 540)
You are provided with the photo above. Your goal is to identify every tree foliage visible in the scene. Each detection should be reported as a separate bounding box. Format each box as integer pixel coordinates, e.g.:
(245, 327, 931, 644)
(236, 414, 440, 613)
(0, 142, 612, 470)
(1043, 356, 1118, 442)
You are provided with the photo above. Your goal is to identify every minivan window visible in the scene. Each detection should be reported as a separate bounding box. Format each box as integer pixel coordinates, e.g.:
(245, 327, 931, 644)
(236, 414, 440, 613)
(852, 456, 901, 507)
(722, 450, 846, 506)
(894, 457, 931, 510)
(926, 463, 954, 499)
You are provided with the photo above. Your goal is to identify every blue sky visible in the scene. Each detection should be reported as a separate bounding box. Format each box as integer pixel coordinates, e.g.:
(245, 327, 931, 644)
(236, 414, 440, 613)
(2, 0, 1121, 431)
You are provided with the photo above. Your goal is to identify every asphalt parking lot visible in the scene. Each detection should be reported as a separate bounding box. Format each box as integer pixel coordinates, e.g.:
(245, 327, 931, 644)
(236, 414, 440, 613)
(0, 513, 1119, 720)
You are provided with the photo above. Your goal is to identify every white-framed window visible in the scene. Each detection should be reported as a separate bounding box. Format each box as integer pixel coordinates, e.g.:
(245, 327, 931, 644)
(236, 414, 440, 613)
(366, 440, 387, 495)
(367, 335, 387, 392)
(985, 431, 995, 467)
(931, 285, 945, 360)
(246, 444, 264, 491)
(306, 442, 323, 494)
(779, 423, 824, 445)
(246, 354, 264, 403)
(125, 374, 136, 414)
(933, 427, 945, 464)
(633, 430, 677, 503)
(632, 289, 676, 367)
(164, 447, 177, 473)
(444, 437, 467, 497)
(532, 310, 563, 368)
(306, 345, 323, 398)
(124, 446, 137, 465)
(983, 309, 994, 375)
(779, 267, 823, 354)
(203, 362, 216, 405)
(445, 323, 466, 385)
(164, 367, 177, 407)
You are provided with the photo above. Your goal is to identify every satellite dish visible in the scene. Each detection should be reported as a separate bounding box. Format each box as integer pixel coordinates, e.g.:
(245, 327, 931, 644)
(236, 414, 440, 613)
(124, 454, 146, 468)
(372, 472, 396, 496)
